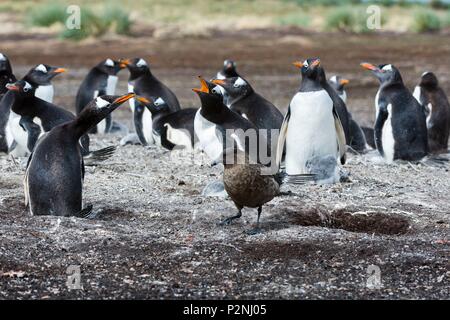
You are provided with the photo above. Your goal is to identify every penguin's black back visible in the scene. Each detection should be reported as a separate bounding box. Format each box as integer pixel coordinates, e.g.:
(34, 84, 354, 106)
(132, 75, 180, 112)
(75, 68, 108, 114)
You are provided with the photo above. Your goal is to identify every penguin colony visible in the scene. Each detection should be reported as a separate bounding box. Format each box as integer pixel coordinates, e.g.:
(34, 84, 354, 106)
(0, 53, 449, 234)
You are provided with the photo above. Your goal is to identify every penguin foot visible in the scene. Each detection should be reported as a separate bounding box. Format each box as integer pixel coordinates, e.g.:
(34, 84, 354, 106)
(245, 227, 262, 235)
(218, 214, 241, 226)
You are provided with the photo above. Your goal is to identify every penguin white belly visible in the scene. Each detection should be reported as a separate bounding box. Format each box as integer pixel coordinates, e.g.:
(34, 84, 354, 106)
(339, 91, 347, 104)
(128, 83, 135, 113)
(194, 109, 222, 161)
(7, 112, 30, 155)
(142, 108, 154, 144)
(164, 123, 192, 150)
(381, 104, 395, 163)
(285, 90, 337, 175)
(97, 118, 107, 134)
(412, 86, 421, 104)
(34, 85, 54, 103)
(106, 75, 118, 95)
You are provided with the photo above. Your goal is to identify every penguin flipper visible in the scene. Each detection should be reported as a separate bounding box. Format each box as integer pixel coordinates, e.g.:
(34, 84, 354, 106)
(276, 107, 290, 168)
(84, 145, 116, 165)
(333, 107, 347, 164)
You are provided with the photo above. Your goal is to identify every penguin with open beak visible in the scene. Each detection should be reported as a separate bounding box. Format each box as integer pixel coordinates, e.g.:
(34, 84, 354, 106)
(24, 93, 134, 217)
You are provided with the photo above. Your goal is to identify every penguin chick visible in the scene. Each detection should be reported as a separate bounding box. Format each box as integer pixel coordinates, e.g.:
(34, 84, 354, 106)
(136, 96, 197, 150)
(24, 93, 134, 217)
(221, 147, 314, 235)
(413, 71, 449, 154)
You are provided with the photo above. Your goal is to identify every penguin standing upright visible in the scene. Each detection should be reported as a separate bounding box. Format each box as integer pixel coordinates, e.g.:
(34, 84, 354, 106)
(138, 96, 197, 150)
(329, 75, 368, 152)
(0, 53, 16, 95)
(24, 93, 134, 217)
(0, 64, 64, 153)
(76, 59, 123, 134)
(193, 77, 271, 165)
(361, 63, 428, 162)
(276, 58, 347, 184)
(119, 58, 180, 145)
(413, 72, 449, 154)
(211, 76, 283, 155)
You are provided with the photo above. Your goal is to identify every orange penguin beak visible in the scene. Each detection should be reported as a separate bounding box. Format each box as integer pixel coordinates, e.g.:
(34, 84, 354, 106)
(340, 78, 350, 85)
(136, 96, 151, 104)
(113, 93, 135, 105)
(53, 67, 67, 74)
(6, 83, 20, 91)
(292, 61, 303, 68)
(211, 79, 226, 86)
(192, 76, 210, 93)
(119, 58, 131, 68)
(360, 62, 378, 71)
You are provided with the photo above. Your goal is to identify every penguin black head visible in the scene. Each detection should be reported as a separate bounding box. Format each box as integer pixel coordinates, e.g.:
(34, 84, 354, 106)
(193, 76, 225, 113)
(83, 93, 135, 122)
(419, 71, 439, 90)
(119, 58, 150, 79)
(0, 53, 13, 75)
(6, 80, 35, 97)
(293, 58, 322, 80)
(211, 76, 253, 100)
(135, 96, 169, 115)
(329, 75, 349, 94)
(24, 64, 67, 85)
(221, 59, 239, 78)
(361, 62, 403, 85)
(96, 58, 123, 76)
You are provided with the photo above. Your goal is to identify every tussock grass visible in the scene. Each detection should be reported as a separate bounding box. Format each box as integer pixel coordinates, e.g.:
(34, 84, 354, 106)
(411, 10, 441, 33)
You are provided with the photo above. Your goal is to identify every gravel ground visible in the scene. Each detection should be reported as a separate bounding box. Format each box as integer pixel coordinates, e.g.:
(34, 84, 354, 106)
(0, 31, 449, 299)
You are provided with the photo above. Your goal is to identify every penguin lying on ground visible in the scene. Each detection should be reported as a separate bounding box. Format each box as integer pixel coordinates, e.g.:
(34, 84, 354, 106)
(211, 76, 283, 156)
(24, 93, 134, 217)
(220, 147, 315, 235)
(413, 71, 449, 154)
(0, 53, 16, 95)
(361, 62, 428, 162)
(76, 59, 125, 134)
(119, 58, 180, 146)
(329, 75, 368, 153)
(0, 63, 64, 154)
(277, 58, 347, 184)
(5, 80, 115, 162)
(193, 77, 272, 166)
(137, 96, 197, 151)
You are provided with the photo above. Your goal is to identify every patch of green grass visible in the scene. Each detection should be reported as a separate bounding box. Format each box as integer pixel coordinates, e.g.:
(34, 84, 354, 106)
(441, 10, 450, 27)
(411, 10, 441, 32)
(325, 7, 355, 32)
(276, 12, 311, 28)
(27, 2, 66, 27)
(103, 5, 132, 35)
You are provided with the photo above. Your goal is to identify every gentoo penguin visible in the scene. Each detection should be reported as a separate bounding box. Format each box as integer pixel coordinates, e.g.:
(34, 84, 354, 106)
(211, 76, 283, 155)
(220, 147, 314, 234)
(214, 59, 240, 107)
(24, 93, 134, 216)
(276, 58, 347, 184)
(413, 71, 449, 154)
(329, 75, 368, 152)
(193, 77, 271, 166)
(361, 62, 428, 162)
(23, 64, 67, 102)
(194, 78, 226, 162)
(0, 64, 64, 153)
(75, 59, 124, 134)
(137, 96, 197, 150)
(216, 59, 239, 80)
(119, 57, 180, 145)
(0, 53, 16, 95)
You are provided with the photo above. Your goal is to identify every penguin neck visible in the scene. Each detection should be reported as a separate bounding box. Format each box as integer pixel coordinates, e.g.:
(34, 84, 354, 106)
(70, 110, 108, 139)
(149, 107, 171, 122)
(200, 99, 229, 124)
(299, 76, 323, 92)
(129, 68, 153, 81)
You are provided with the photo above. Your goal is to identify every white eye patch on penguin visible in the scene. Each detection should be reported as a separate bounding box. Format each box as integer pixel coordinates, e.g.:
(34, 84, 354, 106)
(104, 58, 114, 67)
(154, 97, 165, 106)
(0, 53, 6, 61)
(35, 64, 48, 73)
(23, 81, 33, 92)
(136, 58, 147, 68)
